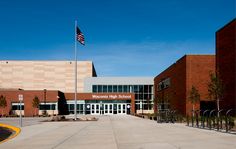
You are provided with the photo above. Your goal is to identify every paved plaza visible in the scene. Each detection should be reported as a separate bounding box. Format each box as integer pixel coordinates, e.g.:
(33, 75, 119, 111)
(0, 115, 236, 149)
(0, 117, 51, 127)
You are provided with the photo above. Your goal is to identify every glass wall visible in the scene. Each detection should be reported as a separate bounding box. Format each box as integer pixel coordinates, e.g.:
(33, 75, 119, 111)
(39, 103, 56, 110)
(92, 85, 154, 110)
(67, 104, 84, 114)
(12, 103, 24, 110)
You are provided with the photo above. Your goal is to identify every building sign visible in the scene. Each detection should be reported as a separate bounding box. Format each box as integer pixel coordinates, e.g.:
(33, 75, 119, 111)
(91, 94, 131, 100)
(18, 94, 23, 101)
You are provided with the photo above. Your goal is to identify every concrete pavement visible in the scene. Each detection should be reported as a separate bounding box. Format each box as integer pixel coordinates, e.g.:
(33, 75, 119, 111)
(0, 117, 51, 127)
(0, 115, 236, 149)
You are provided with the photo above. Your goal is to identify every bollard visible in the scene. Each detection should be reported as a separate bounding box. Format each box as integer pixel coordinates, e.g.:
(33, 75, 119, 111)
(202, 116, 204, 128)
(191, 116, 194, 127)
(209, 117, 212, 130)
(187, 115, 189, 126)
(225, 116, 228, 132)
(206, 117, 209, 128)
(220, 116, 223, 129)
(196, 112, 199, 128)
(213, 117, 215, 129)
(217, 116, 219, 131)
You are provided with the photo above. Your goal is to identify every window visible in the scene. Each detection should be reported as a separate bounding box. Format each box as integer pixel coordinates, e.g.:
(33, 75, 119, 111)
(144, 94, 149, 100)
(135, 94, 139, 100)
(139, 85, 144, 92)
(103, 85, 108, 92)
(135, 104, 140, 110)
(77, 104, 84, 112)
(39, 103, 56, 110)
(12, 104, 24, 110)
(113, 85, 117, 92)
(129, 85, 133, 92)
(118, 85, 123, 92)
(92, 85, 97, 93)
(98, 85, 102, 92)
(90, 84, 154, 111)
(133, 85, 138, 92)
(139, 93, 143, 99)
(68, 104, 74, 111)
(144, 85, 148, 93)
(123, 85, 128, 92)
(158, 78, 171, 91)
(149, 85, 153, 94)
(108, 85, 112, 92)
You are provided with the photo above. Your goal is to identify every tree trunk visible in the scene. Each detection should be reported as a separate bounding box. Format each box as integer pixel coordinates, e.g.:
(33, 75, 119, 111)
(192, 104, 195, 117)
(217, 98, 220, 118)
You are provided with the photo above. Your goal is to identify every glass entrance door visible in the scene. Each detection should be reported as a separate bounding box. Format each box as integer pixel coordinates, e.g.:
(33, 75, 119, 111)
(104, 104, 113, 115)
(91, 104, 100, 115)
(90, 103, 127, 115)
(117, 103, 127, 114)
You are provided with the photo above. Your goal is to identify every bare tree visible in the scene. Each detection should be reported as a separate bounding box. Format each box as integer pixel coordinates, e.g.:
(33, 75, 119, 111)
(188, 86, 200, 117)
(0, 95, 7, 117)
(32, 96, 40, 116)
(208, 72, 224, 117)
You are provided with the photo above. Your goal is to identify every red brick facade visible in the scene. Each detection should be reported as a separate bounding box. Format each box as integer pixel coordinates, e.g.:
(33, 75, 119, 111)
(64, 93, 135, 114)
(154, 55, 215, 116)
(0, 90, 135, 116)
(0, 90, 59, 116)
(216, 18, 236, 111)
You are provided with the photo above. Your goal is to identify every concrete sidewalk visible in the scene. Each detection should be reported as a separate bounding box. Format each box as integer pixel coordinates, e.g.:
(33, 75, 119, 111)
(0, 115, 236, 149)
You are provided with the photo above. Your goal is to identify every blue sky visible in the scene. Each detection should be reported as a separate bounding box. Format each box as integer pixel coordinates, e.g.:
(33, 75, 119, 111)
(0, 0, 235, 76)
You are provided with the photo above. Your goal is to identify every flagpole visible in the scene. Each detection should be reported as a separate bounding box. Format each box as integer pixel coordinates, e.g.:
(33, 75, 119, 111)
(74, 20, 77, 120)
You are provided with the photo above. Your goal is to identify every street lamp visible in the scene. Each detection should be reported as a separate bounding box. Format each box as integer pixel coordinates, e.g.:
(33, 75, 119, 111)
(18, 94, 23, 127)
(43, 89, 47, 116)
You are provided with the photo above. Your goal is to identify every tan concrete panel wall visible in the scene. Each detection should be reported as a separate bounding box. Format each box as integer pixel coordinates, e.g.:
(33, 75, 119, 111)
(0, 61, 94, 92)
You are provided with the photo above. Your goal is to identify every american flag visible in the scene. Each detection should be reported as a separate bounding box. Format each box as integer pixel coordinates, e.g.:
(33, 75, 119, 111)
(76, 27, 85, 45)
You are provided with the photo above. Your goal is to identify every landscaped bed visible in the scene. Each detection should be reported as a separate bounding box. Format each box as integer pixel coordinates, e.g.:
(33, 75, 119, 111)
(0, 126, 12, 142)
(42, 115, 98, 122)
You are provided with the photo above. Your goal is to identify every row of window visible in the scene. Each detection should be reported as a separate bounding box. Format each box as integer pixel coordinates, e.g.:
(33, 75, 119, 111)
(135, 104, 153, 110)
(12, 105, 24, 110)
(135, 100, 154, 104)
(134, 94, 154, 100)
(12, 103, 56, 110)
(12, 103, 154, 111)
(39, 104, 56, 110)
(92, 85, 153, 94)
(157, 78, 170, 91)
(68, 104, 84, 112)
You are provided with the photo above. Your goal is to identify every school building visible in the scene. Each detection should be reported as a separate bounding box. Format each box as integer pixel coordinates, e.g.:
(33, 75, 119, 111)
(0, 61, 153, 116)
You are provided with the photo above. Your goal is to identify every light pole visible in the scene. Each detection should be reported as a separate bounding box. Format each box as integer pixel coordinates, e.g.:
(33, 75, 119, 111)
(161, 82, 165, 122)
(142, 98, 144, 115)
(43, 89, 46, 116)
(141, 89, 144, 115)
(18, 94, 23, 127)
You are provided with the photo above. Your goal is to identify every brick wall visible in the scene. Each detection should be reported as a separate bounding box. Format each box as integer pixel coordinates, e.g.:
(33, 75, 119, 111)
(216, 18, 236, 111)
(0, 90, 59, 116)
(0, 90, 136, 116)
(186, 55, 215, 115)
(154, 55, 215, 116)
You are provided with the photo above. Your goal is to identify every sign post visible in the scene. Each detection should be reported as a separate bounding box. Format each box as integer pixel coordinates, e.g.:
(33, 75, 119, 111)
(18, 94, 23, 127)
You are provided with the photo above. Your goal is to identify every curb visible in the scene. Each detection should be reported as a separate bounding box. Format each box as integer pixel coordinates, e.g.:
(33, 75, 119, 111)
(0, 123, 21, 144)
